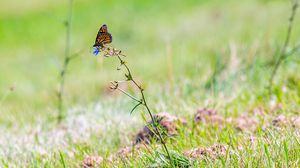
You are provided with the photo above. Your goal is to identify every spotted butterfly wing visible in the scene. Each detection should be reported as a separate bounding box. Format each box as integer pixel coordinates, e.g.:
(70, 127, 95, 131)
(93, 24, 112, 48)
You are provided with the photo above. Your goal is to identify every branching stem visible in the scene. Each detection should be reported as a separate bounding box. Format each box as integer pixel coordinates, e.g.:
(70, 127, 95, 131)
(112, 55, 174, 167)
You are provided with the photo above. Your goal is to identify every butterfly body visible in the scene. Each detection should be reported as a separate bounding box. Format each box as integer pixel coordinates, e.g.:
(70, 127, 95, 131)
(93, 24, 112, 48)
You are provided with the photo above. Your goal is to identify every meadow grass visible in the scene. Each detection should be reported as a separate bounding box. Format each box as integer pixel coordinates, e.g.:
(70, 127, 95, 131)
(0, 0, 300, 167)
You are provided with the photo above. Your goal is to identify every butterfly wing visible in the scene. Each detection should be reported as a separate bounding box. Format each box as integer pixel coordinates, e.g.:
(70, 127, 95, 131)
(93, 33, 112, 47)
(93, 24, 112, 47)
(99, 24, 108, 33)
(101, 33, 112, 44)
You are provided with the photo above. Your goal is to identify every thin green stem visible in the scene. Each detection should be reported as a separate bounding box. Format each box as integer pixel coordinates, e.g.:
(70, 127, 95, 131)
(57, 0, 74, 123)
(111, 82, 141, 103)
(130, 102, 143, 114)
(115, 55, 174, 167)
(269, 0, 298, 88)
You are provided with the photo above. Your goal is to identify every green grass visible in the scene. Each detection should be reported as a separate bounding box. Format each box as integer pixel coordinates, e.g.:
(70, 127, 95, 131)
(0, 0, 300, 167)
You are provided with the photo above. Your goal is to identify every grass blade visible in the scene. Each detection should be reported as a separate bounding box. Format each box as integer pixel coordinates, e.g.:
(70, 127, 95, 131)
(59, 151, 67, 168)
(283, 140, 289, 167)
(264, 144, 272, 168)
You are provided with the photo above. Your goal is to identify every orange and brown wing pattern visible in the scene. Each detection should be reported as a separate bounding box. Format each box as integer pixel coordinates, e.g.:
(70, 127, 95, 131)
(99, 24, 108, 33)
(93, 24, 112, 47)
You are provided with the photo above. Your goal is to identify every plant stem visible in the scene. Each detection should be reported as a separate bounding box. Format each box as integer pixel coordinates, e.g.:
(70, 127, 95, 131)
(57, 0, 73, 123)
(116, 55, 174, 167)
(111, 82, 141, 102)
(141, 92, 174, 166)
(269, 0, 299, 88)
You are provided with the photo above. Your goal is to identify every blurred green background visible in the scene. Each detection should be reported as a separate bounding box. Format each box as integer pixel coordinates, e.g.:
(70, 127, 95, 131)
(1, 0, 300, 167)
(0, 0, 299, 125)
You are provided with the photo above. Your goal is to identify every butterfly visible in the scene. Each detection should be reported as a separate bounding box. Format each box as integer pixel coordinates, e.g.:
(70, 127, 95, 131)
(93, 24, 112, 48)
